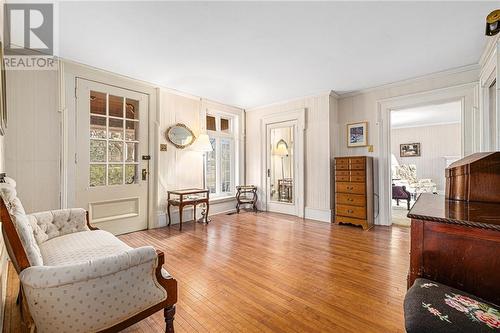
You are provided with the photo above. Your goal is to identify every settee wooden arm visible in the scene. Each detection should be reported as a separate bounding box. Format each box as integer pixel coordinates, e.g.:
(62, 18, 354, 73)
(156, 250, 178, 306)
(85, 210, 99, 230)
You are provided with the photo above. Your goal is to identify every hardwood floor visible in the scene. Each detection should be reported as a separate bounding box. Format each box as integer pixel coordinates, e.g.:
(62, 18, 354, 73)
(3, 212, 410, 333)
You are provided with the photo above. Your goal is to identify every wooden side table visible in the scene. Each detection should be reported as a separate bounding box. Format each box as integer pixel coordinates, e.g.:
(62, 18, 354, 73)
(236, 185, 258, 213)
(167, 189, 209, 230)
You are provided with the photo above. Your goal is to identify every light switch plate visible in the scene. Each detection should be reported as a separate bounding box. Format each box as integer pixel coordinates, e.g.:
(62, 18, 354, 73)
(367, 145, 374, 152)
(160, 144, 168, 152)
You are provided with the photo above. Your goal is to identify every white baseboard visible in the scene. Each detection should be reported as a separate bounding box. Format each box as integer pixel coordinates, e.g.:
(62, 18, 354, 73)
(304, 207, 332, 223)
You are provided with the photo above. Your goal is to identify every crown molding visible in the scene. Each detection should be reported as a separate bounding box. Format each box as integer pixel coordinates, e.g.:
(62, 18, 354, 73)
(337, 64, 480, 99)
(247, 90, 335, 112)
(60, 57, 244, 110)
(479, 33, 499, 69)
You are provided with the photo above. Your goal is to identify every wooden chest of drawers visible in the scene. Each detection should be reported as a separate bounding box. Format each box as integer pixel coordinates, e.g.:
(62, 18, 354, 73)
(334, 156, 374, 230)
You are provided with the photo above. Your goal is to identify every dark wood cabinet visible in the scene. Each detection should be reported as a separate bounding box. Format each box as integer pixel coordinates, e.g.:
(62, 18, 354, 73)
(334, 156, 374, 230)
(408, 194, 500, 305)
(408, 152, 500, 305)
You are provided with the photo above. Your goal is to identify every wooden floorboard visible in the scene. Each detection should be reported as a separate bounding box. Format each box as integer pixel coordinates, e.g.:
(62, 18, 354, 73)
(3, 212, 409, 332)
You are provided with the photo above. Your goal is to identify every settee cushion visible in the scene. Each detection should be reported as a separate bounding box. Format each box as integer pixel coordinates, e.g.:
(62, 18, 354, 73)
(28, 208, 89, 244)
(405, 278, 500, 332)
(40, 230, 132, 266)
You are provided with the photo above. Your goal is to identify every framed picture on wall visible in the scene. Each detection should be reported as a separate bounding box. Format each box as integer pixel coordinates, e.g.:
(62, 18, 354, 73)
(400, 143, 421, 157)
(347, 121, 368, 147)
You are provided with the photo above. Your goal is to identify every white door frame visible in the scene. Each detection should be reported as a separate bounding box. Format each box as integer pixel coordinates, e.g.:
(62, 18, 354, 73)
(60, 60, 159, 229)
(376, 83, 479, 226)
(260, 108, 305, 217)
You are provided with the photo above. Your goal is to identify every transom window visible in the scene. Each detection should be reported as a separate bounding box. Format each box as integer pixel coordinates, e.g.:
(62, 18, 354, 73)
(205, 113, 236, 197)
(89, 91, 140, 187)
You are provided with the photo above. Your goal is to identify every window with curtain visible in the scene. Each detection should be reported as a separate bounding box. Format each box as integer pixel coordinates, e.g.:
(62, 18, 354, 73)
(205, 112, 236, 197)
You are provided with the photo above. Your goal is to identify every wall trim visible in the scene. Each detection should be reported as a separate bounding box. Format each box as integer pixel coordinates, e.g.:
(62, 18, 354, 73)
(247, 90, 334, 112)
(304, 207, 332, 223)
(392, 120, 461, 130)
(376, 82, 479, 226)
(479, 33, 499, 70)
(339, 64, 480, 99)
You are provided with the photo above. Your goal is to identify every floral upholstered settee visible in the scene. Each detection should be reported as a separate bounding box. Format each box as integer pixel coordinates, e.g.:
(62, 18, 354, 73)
(393, 164, 437, 198)
(0, 178, 177, 333)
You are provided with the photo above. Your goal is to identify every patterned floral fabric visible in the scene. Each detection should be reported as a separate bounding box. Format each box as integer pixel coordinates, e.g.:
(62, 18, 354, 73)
(405, 278, 500, 333)
(395, 164, 418, 184)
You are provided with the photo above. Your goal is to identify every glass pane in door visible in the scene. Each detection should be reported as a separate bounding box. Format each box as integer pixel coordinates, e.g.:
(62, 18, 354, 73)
(88, 90, 140, 187)
(270, 126, 294, 203)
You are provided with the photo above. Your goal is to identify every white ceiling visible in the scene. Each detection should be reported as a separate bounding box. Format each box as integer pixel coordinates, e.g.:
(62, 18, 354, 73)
(58, 2, 497, 108)
(391, 100, 462, 129)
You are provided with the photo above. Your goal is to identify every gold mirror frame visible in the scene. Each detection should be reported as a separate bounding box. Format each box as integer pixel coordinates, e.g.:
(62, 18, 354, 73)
(165, 123, 196, 149)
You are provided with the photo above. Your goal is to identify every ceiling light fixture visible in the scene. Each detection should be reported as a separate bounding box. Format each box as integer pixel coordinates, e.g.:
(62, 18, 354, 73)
(485, 9, 500, 36)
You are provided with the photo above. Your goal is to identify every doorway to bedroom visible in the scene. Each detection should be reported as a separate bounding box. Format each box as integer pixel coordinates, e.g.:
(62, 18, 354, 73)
(390, 100, 462, 226)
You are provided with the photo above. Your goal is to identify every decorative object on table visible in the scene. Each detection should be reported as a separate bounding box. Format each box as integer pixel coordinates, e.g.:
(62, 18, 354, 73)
(235, 185, 258, 213)
(191, 133, 214, 222)
(278, 178, 293, 203)
(0, 41, 7, 136)
(445, 152, 500, 203)
(400, 143, 421, 157)
(392, 184, 411, 210)
(485, 9, 500, 36)
(167, 189, 209, 230)
(165, 123, 195, 149)
(346, 121, 368, 147)
(274, 139, 289, 179)
(334, 156, 374, 230)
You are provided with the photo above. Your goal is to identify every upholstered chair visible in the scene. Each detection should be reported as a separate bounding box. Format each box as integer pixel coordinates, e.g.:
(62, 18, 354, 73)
(0, 178, 177, 333)
(392, 184, 412, 210)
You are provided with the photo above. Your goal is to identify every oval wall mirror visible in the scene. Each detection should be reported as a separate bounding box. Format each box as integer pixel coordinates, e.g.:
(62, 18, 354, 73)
(166, 123, 196, 149)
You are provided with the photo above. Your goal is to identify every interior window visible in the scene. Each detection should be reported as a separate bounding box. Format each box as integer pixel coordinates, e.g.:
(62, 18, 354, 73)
(206, 115, 216, 131)
(205, 112, 237, 197)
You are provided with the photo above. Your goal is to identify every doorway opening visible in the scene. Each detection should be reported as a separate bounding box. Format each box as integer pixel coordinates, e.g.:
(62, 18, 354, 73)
(390, 100, 462, 226)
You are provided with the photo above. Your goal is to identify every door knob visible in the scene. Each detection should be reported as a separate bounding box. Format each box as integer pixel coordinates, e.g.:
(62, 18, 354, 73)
(142, 169, 148, 181)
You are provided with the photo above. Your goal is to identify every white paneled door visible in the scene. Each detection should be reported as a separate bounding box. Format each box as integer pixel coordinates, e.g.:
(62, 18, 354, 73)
(76, 79, 149, 235)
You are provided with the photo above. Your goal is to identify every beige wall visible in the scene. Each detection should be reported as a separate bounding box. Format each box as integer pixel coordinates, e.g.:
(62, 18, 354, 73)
(336, 67, 479, 224)
(246, 92, 334, 221)
(391, 123, 461, 192)
(5, 70, 60, 213)
(0, 0, 7, 325)
(337, 67, 478, 158)
(157, 90, 244, 226)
